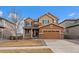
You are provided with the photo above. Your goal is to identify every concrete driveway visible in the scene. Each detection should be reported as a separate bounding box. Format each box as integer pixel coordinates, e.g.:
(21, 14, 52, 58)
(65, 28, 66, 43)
(44, 39, 79, 53)
(65, 39, 79, 45)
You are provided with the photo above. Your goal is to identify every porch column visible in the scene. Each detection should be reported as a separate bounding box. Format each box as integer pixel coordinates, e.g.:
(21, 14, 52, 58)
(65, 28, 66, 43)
(31, 29, 33, 38)
(23, 29, 25, 39)
(1, 29, 3, 40)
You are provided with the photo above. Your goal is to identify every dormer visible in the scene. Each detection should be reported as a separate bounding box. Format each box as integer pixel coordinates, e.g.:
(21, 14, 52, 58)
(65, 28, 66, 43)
(38, 13, 58, 26)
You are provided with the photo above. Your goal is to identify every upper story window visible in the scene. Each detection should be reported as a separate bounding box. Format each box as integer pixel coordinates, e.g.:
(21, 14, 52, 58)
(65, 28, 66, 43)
(42, 19, 49, 25)
(25, 22, 32, 26)
(34, 24, 38, 27)
(27, 22, 32, 26)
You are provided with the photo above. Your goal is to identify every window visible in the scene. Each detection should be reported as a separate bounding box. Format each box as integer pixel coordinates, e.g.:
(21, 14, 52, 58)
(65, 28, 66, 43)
(42, 19, 49, 25)
(26, 22, 32, 26)
(34, 24, 38, 27)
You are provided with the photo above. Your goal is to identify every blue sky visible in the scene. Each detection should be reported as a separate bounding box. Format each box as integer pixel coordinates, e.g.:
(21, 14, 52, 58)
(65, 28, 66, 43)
(0, 6, 79, 22)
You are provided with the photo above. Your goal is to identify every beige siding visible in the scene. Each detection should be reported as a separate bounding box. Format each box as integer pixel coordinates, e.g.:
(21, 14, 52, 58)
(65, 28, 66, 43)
(39, 15, 57, 27)
(67, 26, 79, 35)
(59, 21, 75, 27)
(65, 26, 79, 39)
(0, 19, 16, 39)
(4, 20, 16, 36)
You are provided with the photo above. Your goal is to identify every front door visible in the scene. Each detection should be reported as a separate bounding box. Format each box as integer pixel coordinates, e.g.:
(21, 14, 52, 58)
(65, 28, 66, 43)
(33, 29, 39, 38)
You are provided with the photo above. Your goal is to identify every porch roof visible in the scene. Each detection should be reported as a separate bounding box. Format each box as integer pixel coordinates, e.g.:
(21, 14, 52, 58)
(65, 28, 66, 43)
(23, 27, 39, 29)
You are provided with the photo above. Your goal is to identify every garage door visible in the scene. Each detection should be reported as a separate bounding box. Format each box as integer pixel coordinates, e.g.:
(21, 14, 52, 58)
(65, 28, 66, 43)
(42, 30, 60, 39)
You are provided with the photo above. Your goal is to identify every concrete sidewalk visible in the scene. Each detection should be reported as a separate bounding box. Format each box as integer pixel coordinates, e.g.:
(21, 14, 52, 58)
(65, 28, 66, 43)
(44, 40, 79, 53)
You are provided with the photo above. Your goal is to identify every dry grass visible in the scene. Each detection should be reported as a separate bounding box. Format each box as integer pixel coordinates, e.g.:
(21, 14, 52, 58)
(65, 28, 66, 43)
(0, 40, 45, 47)
(0, 48, 53, 53)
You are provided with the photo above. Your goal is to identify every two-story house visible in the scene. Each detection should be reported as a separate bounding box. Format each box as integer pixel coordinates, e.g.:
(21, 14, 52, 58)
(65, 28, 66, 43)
(0, 17, 16, 39)
(23, 13, 64, 39)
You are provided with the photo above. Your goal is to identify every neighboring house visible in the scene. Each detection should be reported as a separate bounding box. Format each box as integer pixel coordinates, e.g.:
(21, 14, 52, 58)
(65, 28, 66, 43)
(0, 17, 16, 39)
(66, 23, 79, 39)
(59, 19, 79, 27)
(23, 13, 64, 39)
(59, 19, 79, 39)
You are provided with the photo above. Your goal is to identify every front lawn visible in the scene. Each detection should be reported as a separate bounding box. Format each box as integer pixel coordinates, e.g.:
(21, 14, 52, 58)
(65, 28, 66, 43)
(0, 40, 46, 47)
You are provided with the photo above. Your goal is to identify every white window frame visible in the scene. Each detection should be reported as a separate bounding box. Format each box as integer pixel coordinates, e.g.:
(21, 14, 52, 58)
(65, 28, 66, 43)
(42, 19, 49, 25)
(26, 22, 32, 26)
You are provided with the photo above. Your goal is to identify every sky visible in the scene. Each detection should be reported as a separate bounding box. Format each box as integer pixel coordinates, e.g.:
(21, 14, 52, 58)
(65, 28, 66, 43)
(0, 6, 79, 23)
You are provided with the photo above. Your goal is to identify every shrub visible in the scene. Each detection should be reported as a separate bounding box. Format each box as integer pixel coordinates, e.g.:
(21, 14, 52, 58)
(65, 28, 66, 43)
(9, 36, 23, 40)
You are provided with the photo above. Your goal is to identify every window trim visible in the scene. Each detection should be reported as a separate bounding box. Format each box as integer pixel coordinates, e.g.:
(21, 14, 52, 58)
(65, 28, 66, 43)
(42, 19, 49, 25)
(26, 22, 32, 26)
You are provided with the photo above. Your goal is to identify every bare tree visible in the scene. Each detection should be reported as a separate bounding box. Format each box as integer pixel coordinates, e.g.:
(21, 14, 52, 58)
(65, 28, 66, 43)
(9, 9, 24, 40)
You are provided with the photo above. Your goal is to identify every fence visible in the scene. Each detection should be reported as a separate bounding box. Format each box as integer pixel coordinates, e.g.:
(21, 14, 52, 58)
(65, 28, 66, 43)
(64, 34, 79, 39)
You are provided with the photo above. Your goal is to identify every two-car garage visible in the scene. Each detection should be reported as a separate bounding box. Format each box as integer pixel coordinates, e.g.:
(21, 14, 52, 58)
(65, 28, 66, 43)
(39, 24, 64, 39)
(42, 29, 60, 39)
(39, 29, 61, 39)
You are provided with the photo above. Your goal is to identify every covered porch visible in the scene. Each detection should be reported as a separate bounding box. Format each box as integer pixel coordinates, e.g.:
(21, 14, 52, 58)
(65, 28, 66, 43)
(23, 28, 39, 39)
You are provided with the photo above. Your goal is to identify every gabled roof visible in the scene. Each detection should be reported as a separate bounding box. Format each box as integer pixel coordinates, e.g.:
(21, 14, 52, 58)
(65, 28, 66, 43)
(46, 12, 58, 19)
(38, 12, 58, 20)
(66, 23, 79, 28)
(39, 23, 64, 29)
(0, 17, 15, 25)
(59, 19, 79, 24)
(24, 17, 34, 21)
